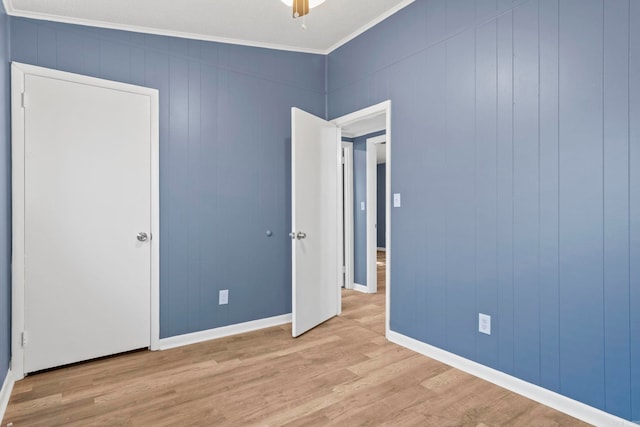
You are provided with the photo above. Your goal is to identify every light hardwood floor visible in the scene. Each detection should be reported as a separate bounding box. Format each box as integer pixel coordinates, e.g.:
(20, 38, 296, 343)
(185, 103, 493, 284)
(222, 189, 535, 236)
(2, 251, 588, 426)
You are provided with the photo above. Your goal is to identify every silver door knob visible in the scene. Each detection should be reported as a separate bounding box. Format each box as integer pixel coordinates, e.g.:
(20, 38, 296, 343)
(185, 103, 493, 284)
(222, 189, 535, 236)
(137, 232, 148, 242)
(295, 231, 307, 240)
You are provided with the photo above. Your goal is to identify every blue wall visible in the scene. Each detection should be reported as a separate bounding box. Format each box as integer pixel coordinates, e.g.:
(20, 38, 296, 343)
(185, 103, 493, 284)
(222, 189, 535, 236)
(352, 130, 385, 286)
(2, 0, 638, 422)
(329, 0, 639, 421)
(10, 17, 326, 339)
(376, 163, 385, 248)
(0, 1, 11, 386)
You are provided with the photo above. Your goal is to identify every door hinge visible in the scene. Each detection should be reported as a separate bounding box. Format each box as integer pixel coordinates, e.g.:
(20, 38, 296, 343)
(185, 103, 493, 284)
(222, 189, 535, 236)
(342, 265, 346, 273)
(21, 331, 27, 347)
(21, 92, 28, 109)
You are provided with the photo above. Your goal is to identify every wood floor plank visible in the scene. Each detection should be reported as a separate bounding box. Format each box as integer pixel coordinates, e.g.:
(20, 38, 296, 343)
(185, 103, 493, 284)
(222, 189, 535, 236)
(2, 251, 589, 426)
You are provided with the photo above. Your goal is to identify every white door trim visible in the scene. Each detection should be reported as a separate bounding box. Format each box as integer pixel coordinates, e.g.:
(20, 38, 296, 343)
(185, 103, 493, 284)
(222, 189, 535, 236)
(342, 142, 354, 290)
(366, 134, 385, 294)
(10, 62, 160, 380)
(331, 100, 392, 336)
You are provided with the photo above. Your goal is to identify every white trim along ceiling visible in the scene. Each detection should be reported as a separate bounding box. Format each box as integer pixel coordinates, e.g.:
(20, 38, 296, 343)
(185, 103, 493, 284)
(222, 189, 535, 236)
(1, 0, 415, 54)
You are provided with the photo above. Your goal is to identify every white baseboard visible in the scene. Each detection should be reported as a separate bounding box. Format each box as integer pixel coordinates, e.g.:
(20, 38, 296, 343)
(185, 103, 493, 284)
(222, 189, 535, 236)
(158, 314, 292, 350)
(0, 368, 15, 423)
(387, 330, 636, 427)
(376, 247, 386, 251)
(353, 283, 369, 293)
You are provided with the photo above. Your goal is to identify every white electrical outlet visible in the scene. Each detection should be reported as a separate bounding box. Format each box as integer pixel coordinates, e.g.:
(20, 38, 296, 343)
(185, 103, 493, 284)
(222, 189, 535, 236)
(219, 289, 229, 305)
(479, 313, 491, 335)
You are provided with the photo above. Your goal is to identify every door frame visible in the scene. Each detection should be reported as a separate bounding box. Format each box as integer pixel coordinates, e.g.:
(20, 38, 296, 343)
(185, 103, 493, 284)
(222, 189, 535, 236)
(341, 141, 354, 290)
(366, 134, 386, 294)
(331, 100, 391, 336)
(10, 62, 160, 379)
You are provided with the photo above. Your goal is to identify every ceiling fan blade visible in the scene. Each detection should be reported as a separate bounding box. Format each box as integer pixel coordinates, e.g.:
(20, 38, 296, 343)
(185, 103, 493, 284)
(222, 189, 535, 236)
(293, 0, 309, 18)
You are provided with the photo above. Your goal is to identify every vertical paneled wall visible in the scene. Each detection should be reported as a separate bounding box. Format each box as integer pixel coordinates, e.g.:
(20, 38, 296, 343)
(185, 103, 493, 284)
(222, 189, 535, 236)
(629, 1, 640, 419)
(0, 2, 11, 381)
(10, 17, 326, 339)
(328, 0, 639, 421)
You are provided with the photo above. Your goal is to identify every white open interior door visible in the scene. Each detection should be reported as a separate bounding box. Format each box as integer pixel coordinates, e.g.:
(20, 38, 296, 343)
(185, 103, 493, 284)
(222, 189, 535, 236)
(291, 108, 342, 338)
(14, 65, 157, 374)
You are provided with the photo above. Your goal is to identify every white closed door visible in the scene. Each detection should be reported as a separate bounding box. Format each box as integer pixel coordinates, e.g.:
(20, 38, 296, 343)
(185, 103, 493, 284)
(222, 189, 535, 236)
(23, 73, 152, 373)
(291, 108, 342, 337)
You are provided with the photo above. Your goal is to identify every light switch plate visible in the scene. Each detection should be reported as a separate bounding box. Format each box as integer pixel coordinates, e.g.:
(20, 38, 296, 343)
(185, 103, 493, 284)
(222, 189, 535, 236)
(219, 289, 229, 305)
(361, 201, 365, 211)
(393, 193, 401, 207)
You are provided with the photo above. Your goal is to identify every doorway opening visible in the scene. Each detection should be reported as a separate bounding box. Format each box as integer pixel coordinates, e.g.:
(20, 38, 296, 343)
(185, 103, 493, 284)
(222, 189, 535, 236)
(332, 100, 391, 335)
(289, 101, 390, 338)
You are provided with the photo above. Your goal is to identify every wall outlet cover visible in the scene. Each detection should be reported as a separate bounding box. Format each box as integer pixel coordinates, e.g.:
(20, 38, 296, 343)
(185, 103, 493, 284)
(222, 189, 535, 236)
(478, 313, 491, 335)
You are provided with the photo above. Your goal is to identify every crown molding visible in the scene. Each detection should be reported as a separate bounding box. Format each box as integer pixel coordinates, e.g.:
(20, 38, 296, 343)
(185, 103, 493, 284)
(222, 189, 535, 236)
(1, 0, 415, 55)
(3, 6, 326, 54)
(325, 0, 415, 53)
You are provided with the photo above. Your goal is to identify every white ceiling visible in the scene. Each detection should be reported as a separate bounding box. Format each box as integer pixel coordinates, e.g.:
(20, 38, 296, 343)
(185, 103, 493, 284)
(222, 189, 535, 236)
(3, 0, 415, 54)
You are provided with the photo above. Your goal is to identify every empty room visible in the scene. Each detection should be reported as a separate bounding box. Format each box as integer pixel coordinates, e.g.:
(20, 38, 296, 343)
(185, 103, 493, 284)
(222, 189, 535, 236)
(0, 0, 638, 425)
